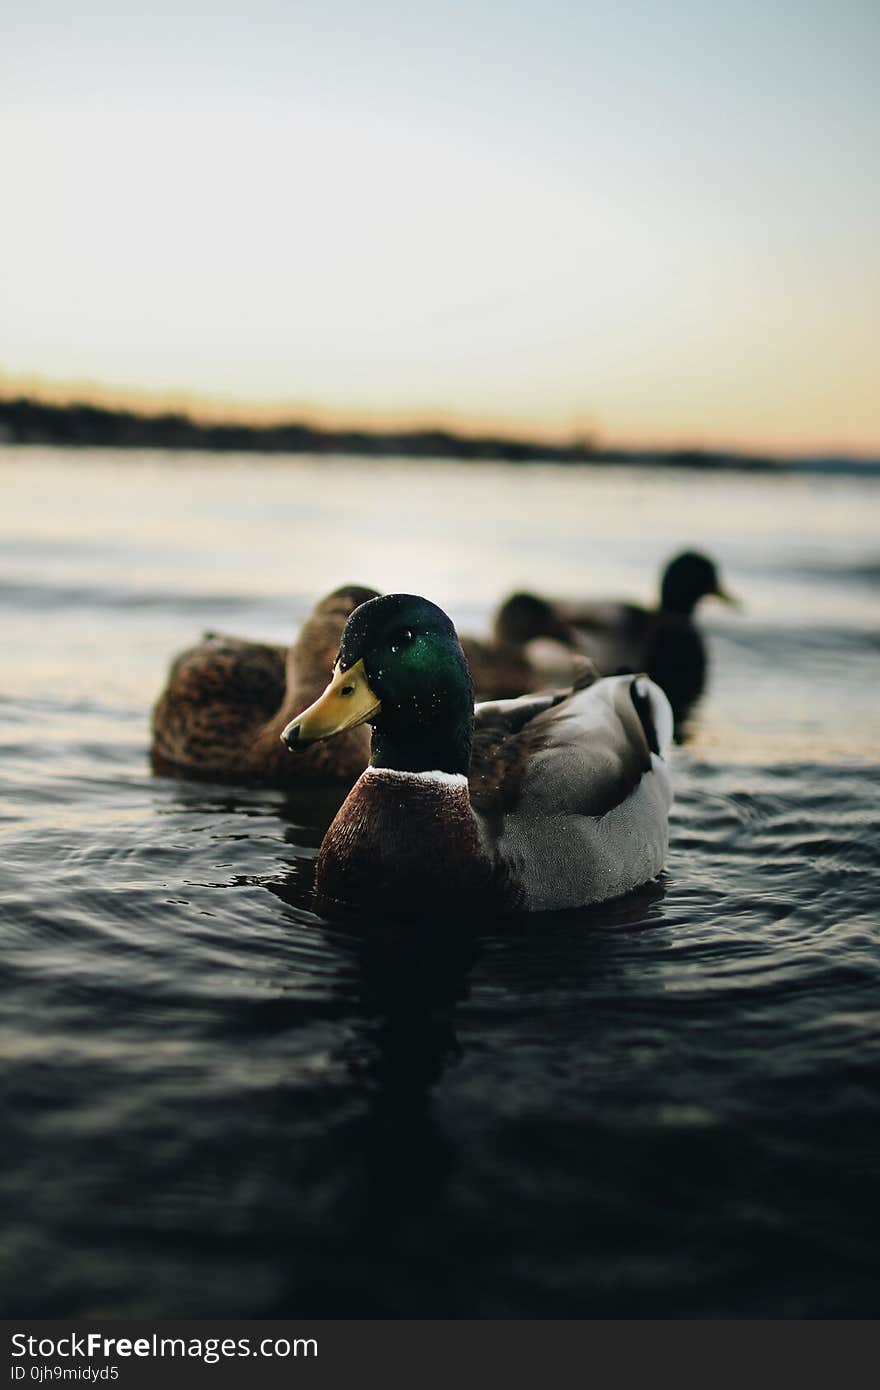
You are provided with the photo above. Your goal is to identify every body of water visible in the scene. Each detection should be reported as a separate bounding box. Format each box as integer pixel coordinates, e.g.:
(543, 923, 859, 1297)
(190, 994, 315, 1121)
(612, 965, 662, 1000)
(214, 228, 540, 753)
(1, 446, 879, 1316)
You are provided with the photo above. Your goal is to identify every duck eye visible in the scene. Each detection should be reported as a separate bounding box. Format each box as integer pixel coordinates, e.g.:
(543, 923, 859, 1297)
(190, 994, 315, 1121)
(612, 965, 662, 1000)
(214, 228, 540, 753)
(389, 628, 414, 654)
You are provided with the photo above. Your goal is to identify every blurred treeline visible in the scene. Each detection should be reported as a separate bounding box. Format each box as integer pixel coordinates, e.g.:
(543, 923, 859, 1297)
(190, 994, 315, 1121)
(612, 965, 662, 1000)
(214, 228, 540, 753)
(0, 394, 785, 469)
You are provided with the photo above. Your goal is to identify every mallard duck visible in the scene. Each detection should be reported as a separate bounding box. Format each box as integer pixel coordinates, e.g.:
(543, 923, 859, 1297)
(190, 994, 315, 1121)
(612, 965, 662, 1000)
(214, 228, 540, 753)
(150, 584, 379, 784)
(280, 593, 673, 913)
(459, 633, 591, 703)
(459, 592, 590, 701)
(495, 551, 738, 735)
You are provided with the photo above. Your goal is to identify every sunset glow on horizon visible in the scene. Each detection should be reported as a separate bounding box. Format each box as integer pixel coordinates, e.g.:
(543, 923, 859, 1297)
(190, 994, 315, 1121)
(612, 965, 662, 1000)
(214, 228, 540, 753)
(3, 0, 878, 455)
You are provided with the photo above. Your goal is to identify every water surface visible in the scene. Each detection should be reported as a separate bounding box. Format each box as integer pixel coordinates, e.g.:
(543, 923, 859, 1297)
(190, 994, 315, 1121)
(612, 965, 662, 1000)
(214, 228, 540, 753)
(1, 447, 879, 1316)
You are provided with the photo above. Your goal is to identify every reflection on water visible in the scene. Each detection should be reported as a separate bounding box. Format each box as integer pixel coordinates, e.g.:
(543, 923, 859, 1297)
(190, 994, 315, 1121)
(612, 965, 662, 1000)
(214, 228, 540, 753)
(1, 446, 879, 1316)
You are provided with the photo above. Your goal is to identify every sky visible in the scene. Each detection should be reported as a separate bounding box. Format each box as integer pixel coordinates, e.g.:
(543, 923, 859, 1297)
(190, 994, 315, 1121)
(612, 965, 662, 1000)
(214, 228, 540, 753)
(2, 0, 878, 453)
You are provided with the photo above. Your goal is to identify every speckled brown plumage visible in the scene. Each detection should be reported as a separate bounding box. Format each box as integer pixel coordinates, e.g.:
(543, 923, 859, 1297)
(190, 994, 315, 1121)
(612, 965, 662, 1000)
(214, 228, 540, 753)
(150, 585, 379, 784)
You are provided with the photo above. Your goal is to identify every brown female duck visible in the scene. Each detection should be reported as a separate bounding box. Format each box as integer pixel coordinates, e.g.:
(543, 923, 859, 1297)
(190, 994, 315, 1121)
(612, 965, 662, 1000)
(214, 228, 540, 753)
(151, 584, 379, 783)
(459, 591, 590, 701)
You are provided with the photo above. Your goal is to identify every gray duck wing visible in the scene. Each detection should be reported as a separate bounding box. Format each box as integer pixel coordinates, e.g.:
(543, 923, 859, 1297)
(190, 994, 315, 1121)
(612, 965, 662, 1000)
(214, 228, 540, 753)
(471, 675, 673, 911)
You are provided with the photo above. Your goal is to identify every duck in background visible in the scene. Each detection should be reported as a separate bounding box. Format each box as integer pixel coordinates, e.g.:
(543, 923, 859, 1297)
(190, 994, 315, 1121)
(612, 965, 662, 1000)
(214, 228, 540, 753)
(493, 551, 739, 738)
(150, 584, 379, 785)
(281, 593, 673, 913)
(460, 592, 594, 701)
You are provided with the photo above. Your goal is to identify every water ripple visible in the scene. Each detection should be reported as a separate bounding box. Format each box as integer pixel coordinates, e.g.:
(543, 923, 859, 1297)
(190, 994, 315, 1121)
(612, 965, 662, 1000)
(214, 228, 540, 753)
(2, 456, 880, 1316)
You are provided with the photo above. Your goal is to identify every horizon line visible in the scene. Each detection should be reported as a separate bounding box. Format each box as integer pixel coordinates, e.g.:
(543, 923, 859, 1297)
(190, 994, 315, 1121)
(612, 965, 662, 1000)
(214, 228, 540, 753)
(2, 371, 878, 462)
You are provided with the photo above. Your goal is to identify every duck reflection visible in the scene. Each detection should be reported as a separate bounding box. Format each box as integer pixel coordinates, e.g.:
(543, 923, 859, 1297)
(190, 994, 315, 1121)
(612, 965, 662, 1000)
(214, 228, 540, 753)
(266, 868, 478, 1312)
(344, 912, 477, 1203)
(269, 866, 475, 1108)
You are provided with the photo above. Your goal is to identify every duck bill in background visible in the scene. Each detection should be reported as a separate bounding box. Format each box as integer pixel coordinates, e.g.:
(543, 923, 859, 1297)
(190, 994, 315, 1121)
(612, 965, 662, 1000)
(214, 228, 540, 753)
(712, 586, 743, 609)
(281, 658, 381, 750)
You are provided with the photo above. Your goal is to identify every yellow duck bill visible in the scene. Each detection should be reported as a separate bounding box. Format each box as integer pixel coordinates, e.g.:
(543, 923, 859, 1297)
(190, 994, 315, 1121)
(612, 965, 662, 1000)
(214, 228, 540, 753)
(281, 658, 381, 750)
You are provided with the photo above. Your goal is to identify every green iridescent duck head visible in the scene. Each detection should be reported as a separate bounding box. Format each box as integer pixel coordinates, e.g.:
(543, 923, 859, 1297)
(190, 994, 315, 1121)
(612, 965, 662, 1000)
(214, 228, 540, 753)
(282, 593, 474, 775)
